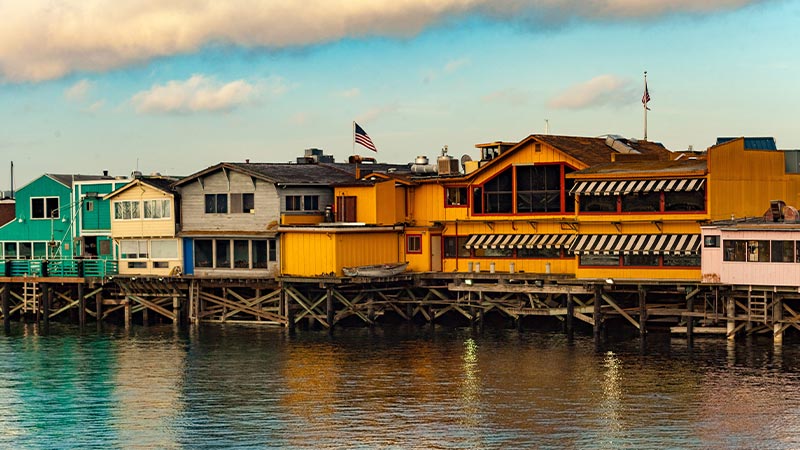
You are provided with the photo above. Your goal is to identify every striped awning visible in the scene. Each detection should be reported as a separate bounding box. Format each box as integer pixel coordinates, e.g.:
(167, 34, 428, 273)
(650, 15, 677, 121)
(464, 234, 576, 250)
(569, 234, 701, 255)
(569, 178, 705, 196)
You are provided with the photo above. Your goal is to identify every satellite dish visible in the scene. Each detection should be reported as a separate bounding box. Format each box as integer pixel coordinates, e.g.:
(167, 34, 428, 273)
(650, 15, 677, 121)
(460, 154, 472, 172)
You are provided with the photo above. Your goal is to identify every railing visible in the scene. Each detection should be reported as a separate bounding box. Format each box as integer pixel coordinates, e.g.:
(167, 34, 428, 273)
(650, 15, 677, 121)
(0, 259, 119, 278)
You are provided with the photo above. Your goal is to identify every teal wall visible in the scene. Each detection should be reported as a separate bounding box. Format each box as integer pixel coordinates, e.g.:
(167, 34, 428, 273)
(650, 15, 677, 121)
(75, 181, 127, 233)
(0, 175, 74, 258)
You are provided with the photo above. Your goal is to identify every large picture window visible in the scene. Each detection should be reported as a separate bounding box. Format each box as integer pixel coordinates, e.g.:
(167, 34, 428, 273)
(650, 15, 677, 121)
(621, 192, 661, 212)
(230, 193, 255, 213)
(516, 165, 561, 213)
(483, 168, 513, 214)
(771, 241, 795, 263)
(120, 240, 148, 259)
(443, 236, 470, 258)
(446, 187, 468, 207)
(144, 199, 171, 219)
(194, 238, 276, 269)
(151, 239, 179, 259)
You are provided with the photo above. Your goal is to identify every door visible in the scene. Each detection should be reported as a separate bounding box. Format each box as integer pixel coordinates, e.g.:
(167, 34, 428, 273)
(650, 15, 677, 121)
(183, 238, 194, 275)
(430, 234, 442, 272)
(336, 196, 357, 222)
(83, 236, 98, 258)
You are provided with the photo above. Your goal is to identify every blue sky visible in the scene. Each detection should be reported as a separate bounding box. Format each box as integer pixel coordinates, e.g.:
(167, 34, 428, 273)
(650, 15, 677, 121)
(1, 0, 798, 187)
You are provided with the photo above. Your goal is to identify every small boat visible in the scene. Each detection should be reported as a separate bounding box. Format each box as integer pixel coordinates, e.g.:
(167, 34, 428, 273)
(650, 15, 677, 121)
(342, 262, 409, 277)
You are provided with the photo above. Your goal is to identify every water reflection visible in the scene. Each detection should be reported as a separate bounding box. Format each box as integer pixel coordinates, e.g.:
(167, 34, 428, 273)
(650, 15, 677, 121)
(1, 325, 800, 448)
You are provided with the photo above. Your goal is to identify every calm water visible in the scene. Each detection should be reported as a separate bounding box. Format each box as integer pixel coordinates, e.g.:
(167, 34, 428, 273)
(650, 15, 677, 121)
(2, 324, 800, 449)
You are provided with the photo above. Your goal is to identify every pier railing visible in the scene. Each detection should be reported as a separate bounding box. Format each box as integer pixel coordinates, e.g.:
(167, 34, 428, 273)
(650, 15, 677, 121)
(0, 258, 118, 278)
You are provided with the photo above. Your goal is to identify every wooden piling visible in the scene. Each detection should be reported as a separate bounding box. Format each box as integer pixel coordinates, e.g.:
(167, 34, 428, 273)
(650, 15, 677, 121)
(566, 293, 574, 340)
(124, 298, 132, 329)
(42, 286, 50, 328)
(326, 286, 334, 331)
(77, 283, 86, 328)
(172, 296, 180, 325)
(2, 285, 9, 332)
(638, 286, 647, 340)
(686, 294, 694, 340)
(95, 291, 103, 325)
(593, 285, 602, 346)
(726, 295, 736, 341)
(773, 296, 783, 345)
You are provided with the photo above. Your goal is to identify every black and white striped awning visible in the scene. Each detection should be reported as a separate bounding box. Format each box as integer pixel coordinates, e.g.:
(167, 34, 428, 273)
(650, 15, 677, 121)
(569, 178, 705, 196)
(464, 234, 576, 250)
(569, 234, 701, 255)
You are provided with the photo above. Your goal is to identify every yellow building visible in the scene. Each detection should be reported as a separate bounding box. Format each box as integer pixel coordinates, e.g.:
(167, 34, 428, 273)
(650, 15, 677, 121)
(106, 176, 183, 276)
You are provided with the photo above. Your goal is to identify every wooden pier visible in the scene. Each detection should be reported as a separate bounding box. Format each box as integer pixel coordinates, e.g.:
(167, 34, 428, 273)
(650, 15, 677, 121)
(2, 273, 799, 344)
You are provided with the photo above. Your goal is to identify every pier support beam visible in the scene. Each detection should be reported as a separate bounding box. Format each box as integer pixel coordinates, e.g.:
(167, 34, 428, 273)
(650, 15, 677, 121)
(172, 296, 180, 325)
(95, 291, 103, 325)
(686, 294, 694, 341)
(773, 296, 784, 345)
(566, 293, 574, 340)
(2, 285, 9, 333)
(124, 298, 132, 329)
(42, 286, 50, 330)
(726, 295, 736, 341)
(593, 285, 602, 347)
(638, 286, 647, 339)
(326, 286, 334, 332)
(78, 283, 86, 328)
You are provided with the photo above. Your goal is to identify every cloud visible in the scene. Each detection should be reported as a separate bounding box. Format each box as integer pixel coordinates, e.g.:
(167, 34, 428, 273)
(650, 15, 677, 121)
(0, 1, 759, 82)
(131, 75, 260, 114)
(357, 103, 399, 123)
(64, 79, 92, 101)
(482, 88, 530, 106)
(424, 57, 470, 83)
(547, 74, 636, 109)
(84, 100, 105, 113)
(334, 88, 361, 98)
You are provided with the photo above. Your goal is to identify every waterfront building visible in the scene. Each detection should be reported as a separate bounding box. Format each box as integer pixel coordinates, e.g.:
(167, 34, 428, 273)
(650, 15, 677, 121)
(105, 175, 182, 276)
(0, 173, 125, 276)
(173, 155, 365, 277)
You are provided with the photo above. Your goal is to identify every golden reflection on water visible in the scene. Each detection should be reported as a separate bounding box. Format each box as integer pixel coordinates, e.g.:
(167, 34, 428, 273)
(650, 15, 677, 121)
(459, 337, 481, 428)
(599, 351, 624, 449)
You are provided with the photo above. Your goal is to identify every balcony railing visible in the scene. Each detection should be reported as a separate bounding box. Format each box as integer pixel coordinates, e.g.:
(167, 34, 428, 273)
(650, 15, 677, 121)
(0, 259, 119, 278)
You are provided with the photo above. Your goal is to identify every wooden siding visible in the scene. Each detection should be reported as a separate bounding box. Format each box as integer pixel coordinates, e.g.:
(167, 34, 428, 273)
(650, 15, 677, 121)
(281, 229, 402, 277)
(111, 183, 176, 239)
(179, 169, 280, 233)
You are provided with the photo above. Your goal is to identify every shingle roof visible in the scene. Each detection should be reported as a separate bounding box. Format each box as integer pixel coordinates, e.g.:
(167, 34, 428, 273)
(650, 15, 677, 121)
(139, 176, 180, 192)
(222, 162, 358, 185)
(534, 135, 672, 166)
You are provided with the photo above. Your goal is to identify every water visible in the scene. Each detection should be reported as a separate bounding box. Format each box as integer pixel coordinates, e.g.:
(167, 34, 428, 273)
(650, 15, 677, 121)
(2, 324, 800, 449)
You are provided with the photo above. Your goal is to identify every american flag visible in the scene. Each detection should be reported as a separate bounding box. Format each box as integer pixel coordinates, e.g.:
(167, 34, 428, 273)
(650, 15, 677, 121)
(642, 81, 651, 109)
(354, 122, 377, 152)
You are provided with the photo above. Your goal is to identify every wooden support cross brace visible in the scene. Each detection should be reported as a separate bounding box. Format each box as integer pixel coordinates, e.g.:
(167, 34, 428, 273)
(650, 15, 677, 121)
(601, 293, 641, 330)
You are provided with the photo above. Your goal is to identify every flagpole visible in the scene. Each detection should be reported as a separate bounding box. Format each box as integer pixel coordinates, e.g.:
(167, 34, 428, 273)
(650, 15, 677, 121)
(352, 121, 355, 154)
(643, 71, 648, 141)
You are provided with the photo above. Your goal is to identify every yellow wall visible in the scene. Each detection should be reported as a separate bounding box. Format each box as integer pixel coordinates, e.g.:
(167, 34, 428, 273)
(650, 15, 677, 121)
(281, 213, 324, 225)
(335, 181, 400, 226)
(708, 139, 800, 219)
(110, 183, 176, 239)
(575, 266, 700, 280)
(281, 229, 403, 277)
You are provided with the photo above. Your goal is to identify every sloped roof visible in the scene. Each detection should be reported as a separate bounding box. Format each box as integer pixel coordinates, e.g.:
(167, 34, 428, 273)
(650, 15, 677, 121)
(568, 159, 707, 178)
(105, 176, 180, 199)
(47, 174, 118, 187)
(716, 137, 777, 150)
(534, 135, 672, 166)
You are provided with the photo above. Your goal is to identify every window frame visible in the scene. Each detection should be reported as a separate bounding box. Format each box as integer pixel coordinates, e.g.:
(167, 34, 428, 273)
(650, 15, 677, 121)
(445, 187, 469, 208)
(113, 200, 141, 220)
(31, 196, 61, 220)
(406, 234, 422, 254)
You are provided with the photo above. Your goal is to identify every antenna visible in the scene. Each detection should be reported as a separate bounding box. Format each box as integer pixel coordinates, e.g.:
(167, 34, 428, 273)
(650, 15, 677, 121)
(10, 161, 14, 199)
(545, 119, 550, 135)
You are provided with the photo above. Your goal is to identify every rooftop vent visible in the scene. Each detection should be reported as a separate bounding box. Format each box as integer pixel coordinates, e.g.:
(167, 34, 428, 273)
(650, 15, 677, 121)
(605, 135, 640, 154)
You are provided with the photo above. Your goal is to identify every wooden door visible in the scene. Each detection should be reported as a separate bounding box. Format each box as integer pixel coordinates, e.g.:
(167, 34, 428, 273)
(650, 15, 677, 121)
(336, 196, 357, 222)
(430, 234, 442, 272)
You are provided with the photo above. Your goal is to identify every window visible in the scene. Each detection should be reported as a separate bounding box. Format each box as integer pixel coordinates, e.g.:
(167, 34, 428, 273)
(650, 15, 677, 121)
(252, 240, 269, 268)
(99, 240, 111, 256)
(268, 238, 277, 262)
(723, 240, 747, 262)
(623, 254, 659, 266)
(621, 192, 660, 212)
(230, 193, 255, 213)
(85, 201, 94, 212)
(114, 201, 141, 220)
(18, 242, 32, 259)
(444, 236, 470, 258)
(144, 199, 171, 219)
(33, 242, 47, 258)
(664, 190, 705, 212)
(120, 240, 148, 259)
(516, 165, 562, 213)
(663, 254, 701, 267)
(579, 254, 620, 266)
(151, 239, 179, 259)
(748, 240, 770, 262)
(195, 240, 213, 268)
(3, 242, 17, 258)
(474, 248, 514, 258)
(704, 236, 720, 248)
(234, 240, 250, 268)
(446, 187, 468, 206)
(482, 168, 513, 214)
(153, 261, 169, 269)
(215, 240, 231, 268)
(580, 195, 617, 213)
(128, 262, 147, 269)
(771, 241, 795, 263)
(205, 194, 228, 214)
(31, 197, 60, 219)
(407, 235, 422, 254)
(286, 195, 302, 211)
(518, 247, 561, 258)
(304, 195, 320, 211)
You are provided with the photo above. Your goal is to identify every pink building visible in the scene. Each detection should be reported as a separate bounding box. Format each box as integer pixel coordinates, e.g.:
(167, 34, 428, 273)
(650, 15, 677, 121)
(701, 207, 800, 287)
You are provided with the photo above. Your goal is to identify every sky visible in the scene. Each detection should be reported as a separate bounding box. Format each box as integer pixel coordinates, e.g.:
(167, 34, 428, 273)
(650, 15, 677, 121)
(1, 0, 799, 188)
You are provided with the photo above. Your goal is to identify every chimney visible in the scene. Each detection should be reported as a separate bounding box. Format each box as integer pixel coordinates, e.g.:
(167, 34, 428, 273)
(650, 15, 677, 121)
(103, 170, 109, 177)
